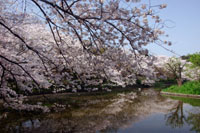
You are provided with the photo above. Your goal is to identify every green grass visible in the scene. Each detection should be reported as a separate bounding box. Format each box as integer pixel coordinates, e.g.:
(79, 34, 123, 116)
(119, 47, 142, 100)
(162, 81, 200, 95)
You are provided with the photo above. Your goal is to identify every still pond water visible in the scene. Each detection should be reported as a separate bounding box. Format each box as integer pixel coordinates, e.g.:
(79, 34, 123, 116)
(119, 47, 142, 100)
(1, 89, 200, 133)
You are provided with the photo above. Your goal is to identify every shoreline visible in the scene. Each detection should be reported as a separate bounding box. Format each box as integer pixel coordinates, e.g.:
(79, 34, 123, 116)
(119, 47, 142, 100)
(160, 91, 200, 99)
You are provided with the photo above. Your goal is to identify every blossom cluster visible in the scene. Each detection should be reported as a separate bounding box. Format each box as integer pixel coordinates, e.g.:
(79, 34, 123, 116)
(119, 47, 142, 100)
(0, 0, 169, 112)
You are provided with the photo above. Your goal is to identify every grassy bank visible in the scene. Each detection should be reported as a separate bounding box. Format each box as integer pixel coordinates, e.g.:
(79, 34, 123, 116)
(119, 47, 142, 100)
(162, 81, 200, 95)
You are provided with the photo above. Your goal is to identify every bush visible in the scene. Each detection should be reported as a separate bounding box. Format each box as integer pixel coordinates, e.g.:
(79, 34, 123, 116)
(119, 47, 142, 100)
(163, 81, 200, 95)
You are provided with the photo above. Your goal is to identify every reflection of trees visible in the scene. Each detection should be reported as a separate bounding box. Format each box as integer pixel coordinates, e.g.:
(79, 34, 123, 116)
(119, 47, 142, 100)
(0, 92, 181, 133)
(186, 113, 200, 132)
(165, 101, 186, 128)
(165, 100, 200, 132)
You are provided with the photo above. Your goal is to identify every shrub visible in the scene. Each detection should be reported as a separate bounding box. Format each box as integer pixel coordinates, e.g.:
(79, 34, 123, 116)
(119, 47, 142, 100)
(163, 81, 200, 95)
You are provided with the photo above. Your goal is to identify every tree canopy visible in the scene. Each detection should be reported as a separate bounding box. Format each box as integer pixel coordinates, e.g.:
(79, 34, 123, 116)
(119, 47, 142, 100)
(0, 0, 170, 112)
(189, 52, 200, 67)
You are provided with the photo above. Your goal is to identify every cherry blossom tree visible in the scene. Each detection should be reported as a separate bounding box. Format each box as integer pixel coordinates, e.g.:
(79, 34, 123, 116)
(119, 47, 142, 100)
(0, 0, 170, 112)
(163, 57, 186, 86)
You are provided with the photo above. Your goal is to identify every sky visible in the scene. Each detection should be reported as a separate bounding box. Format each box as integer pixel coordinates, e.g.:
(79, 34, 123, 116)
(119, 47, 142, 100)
(145, 0, 200, 57)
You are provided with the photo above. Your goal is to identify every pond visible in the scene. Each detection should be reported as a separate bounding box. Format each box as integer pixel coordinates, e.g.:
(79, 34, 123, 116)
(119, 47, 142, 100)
(0, 89, 200, 133)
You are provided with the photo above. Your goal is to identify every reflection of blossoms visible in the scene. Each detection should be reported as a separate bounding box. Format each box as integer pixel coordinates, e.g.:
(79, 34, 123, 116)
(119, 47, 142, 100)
(1, 87, 50, 112)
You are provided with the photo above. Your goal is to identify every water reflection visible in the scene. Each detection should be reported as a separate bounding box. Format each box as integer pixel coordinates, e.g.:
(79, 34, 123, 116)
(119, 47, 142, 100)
(187, 113, 200, 132)
(164, 97, 200, 133)
(1, 89, 200, 133)
(165, 101, 186, 128)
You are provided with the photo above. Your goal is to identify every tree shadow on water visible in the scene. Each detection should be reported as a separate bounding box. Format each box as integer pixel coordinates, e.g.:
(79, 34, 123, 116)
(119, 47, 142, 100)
(165, 101, 186, 128)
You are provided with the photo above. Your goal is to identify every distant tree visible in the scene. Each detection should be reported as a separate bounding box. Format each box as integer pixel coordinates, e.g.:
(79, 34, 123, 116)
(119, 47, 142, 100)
(164, 57, 186, 86)
(181, 55, 190, 60)
(189, 52, 200, 68)
(185, 52, 200, 81)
